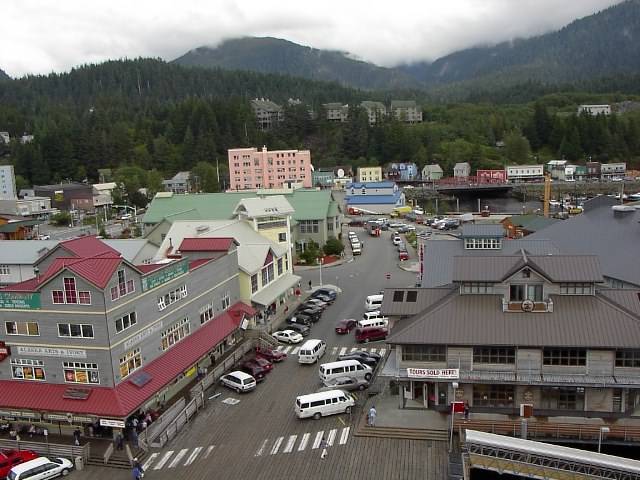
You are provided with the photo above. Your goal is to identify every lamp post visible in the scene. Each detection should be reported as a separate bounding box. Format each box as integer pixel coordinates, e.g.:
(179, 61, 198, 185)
(318, 256, 323, 287)
(449, 381, 459, 453)
(598, 426, 610, 453)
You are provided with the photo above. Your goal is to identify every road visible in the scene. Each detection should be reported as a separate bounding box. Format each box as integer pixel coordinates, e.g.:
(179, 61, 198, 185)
(85, 227, 447, 480)
(38, 221, 125, 240)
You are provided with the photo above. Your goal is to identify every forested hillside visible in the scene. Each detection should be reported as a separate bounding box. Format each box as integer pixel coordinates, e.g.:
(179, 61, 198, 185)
(0, 58, 638, 206)
(0, 69, 9, 81)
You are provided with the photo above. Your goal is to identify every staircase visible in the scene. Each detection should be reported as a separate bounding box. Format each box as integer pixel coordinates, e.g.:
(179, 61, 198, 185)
(356, 424, 449, 441)
(85, 448, 147, 470)
(258, 331, 279, 348)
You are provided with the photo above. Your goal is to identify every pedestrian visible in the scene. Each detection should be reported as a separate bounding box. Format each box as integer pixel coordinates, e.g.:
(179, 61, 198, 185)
(464, 403, 470, 421)
(132, 465, 143, 480)
(131, 429, 139, 449)
(116, 431, 124, 451)
(320, 437, 328, 459)
(368, 405, 377, 426)
(133, 457, 144, 474)
(308, 280, 312, 290)
(73, 427, 81, 446)
(132, 417, 139, 431)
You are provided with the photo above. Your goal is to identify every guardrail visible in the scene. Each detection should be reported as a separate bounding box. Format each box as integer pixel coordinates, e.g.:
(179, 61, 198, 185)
(0, 438, 91, 462)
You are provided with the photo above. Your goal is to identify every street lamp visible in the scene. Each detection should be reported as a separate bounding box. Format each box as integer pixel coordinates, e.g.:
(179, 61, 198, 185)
(449, 381, 459, 453)
(598, 426, 610, 453)
(318, 256, 323, 287)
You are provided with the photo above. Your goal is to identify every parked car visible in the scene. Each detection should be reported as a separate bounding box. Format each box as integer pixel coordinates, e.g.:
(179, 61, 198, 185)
(249, 356, 273, 372)
(240, 361, 268, 382)
(287, 323, 311, 337)
(399, 251, 409, 261)
(335, 318, 358, 334)
(304, 298, 329, 310)
(392, 235, 402, 246)
(7, 457, 73, 480)
(220, 371, 257, 392)
(311, 293, 334, 304)
(286, 314, 312, 326)
(37, 234, 51, 240)
(272, 330, 304, 344)
(318, 376, 370, 392)
(397, 225, 410, 233)
(0, 449, 39, 479)
(355, 326, 389, 343)
(337, 351, 381, 367)
(397, 242, 406, 251)
(297, 308, 322, 322)
(255, 346, 286, 362)
(407, 225, 416, 231)
(312, 288, 338, 301)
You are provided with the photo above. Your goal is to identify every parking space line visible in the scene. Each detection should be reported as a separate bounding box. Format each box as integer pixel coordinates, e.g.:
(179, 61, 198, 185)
(276, 346, 285, 352)
(350, 348, 358, 353)
(297, 432, 310, 451)
(270, 436, 284, 455)
(255, 439, 269, 457)
(291, 347, 300, 355)
(339, 427, 351, 445)
(369, 348, 377, 353)
(184, 446, 203, 466)
(311, 431, 324, 449)
(339, 347, 347, 355)
(153, 451, 174, 470)
(327, 429, 337, 446)
(168, 448, 188, 468)
(283, 434, 297, 453)
(204, 445, 215, 459)
(331, 347, 338, 355)
(142, 453, 158, 471)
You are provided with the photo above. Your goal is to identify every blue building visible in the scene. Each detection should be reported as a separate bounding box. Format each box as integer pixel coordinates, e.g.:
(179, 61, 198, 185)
(387, 162, 419, 181)
(345, 181, 405, 214)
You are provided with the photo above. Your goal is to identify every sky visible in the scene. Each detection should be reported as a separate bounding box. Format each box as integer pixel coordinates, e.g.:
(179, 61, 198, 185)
(1, 0, 623, 78)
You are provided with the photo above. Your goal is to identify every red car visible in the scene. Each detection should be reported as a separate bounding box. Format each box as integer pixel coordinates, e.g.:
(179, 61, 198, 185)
(240, 361, 268, 382)
(399, 251, 409, 261)
(255, 346, 286, 362)
(335, 318, 358, 334)
(0, 449, 39, 478)
(251, 356, 273, 372)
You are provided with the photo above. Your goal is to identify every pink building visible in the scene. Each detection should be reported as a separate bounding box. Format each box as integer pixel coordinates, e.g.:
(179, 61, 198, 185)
(228, 146, 313, 190)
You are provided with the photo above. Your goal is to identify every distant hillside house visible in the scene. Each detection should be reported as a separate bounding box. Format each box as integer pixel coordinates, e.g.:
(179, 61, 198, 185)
(453, 162, 471, 178)
(34, 183, 94, 212)
(546, 160, 568, 181)
(228, 146, 313, 190)
(390, 100, 422, 123)
(601, 162, 626, 180)
(360, 101, 387, 125)
(421, 164, 443, 181)
(386, 162, 418, 181)
(506, 164, 544, 183)
(578, 104, 611, 116)
(162, 171, 193, 194)
(357, 166, 383, 183)
(0, 132, 9, 144)
(322, 103, 349, 122)
(251, 98, 284, 130)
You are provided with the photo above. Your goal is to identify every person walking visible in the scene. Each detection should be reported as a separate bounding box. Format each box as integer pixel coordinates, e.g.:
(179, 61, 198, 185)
(116, 431, 124, 451)
(73, 427, 81, 446)
(464, 402, 470, 421)
(320, 437, 329, 459)
(132, 465, 143, 480)
(308, 280, 312, 291)
(133, 457, 144, 474)
(368, 405, 377, 427)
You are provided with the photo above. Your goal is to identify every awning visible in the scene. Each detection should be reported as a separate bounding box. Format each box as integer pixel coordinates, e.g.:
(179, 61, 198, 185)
(252, 273, 301, 307)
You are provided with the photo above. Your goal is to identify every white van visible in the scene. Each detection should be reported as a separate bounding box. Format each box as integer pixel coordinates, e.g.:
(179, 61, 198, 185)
(365, 294, 383, 311)
(8, 457, 73, 480)
(359, 311, 389, 328)
(298, 339, 327, 364)
(295, 389, 355, 419)
(319, 359, 373, 383)
(352, 244, 361, 255)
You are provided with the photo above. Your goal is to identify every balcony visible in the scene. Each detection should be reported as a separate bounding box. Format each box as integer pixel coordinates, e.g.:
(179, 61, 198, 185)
(502, 298, 553, 313)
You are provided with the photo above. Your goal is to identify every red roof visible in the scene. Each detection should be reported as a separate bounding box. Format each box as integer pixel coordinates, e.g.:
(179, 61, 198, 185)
(0, 302, 256, 418)
(188, 258, 215, 271)
(135, 264, 165, 274)
(178, 237, 235, 252)
(60, 236, 120, 258)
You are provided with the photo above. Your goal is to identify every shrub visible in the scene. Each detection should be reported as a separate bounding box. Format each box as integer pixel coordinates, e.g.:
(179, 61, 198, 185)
(323, 237, 344, 256)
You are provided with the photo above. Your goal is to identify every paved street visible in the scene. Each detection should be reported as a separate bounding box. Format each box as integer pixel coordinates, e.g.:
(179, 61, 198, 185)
(82, 227, 448, 480)
(39, 221, 125, 240)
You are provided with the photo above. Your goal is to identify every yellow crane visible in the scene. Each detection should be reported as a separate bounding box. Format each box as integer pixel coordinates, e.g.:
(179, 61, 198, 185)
(543, 174, 551, 218)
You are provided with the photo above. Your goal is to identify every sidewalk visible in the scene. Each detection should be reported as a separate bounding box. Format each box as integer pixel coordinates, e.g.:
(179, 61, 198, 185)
(294, 256, 351, 272)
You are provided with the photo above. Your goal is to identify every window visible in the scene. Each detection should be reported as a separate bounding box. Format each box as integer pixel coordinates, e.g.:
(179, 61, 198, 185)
(543, 348, 586, 366)
(10, 359, 45, 381)
(560, 283, 593, 295)
(119, 348, 142, 378)
(251, 274, 259, 293)
(393, 291, 404, 302)
(616, 350, 640, 368)
(111, 269, 135, 301)
(63, 362, 99, 384)
(52, 290, 64, 304)
(0, 264, 10, 275)
(221, 291, 231, 310)
(64, 277, 77, 303)
(285, 254, 289, 271)
(115, 312, 137, 333)
(278, 232, 287, 242)
(406, 291, 418, 302)
(277, 258, 283, 276)
(473, 347, 515, 364)
(52, 277, 91, 304)
(161, 317, 191, 350)
(541, 387, 584, 410)
(509, 284, 542, 301)
(462, 282, 494, 294)
(5, 321, 39, 336)
(157, 285, 188, 311)
(464, 238, 502, 250)
(200, 302, 215, 324)
(402, 345, 446, 362)
(473, 384, 514, 407)
(299, 220, 319, 234)
(58, 323, 94, 338)
(509, 284, 524, 301)
(261, 263, 274, 286)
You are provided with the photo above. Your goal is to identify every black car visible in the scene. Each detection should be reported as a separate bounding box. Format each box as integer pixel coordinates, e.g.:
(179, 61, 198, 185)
(286, 314, 312, 326)
(297, 303, 323, 315)
(337, 351, 380, 368)
(286, 323, 311, 336)
(312, 289, 337, 302)
(297, 309, 322, 322)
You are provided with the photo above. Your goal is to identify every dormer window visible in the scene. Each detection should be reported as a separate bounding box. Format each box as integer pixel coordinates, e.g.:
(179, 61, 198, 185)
(462, 282, 494, 294)
(464, 238, 502, 249)
(559, 283, 593, 295)
(509, 284, 542, 302)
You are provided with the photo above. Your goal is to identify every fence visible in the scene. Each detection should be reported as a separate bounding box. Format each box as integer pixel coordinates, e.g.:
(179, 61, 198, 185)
(0, 438, 91, 462)
(138, 397, 186, 450)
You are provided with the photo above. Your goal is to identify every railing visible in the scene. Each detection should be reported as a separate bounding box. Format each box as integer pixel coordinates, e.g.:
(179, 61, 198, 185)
(103, 442, 113, 465)
(138, 397, 186, 450)
(0, 438, 91, 462)
(150, 395, 205, 448)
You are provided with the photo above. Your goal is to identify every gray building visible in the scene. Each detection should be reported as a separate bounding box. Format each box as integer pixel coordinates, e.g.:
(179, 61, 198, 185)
(360, 101, 387, 125)
(453, 162, 471, 178)
(0, 235, 252, 424)
(323, 103, 349, 122)
(163, 171, 193, 194)
(421, 164, 443, 181)
(390, 100, 422, 123)
(251, 98, 284, 130)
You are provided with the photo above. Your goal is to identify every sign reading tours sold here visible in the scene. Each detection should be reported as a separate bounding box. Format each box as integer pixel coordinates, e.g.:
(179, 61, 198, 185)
(407, 368, 459, 380)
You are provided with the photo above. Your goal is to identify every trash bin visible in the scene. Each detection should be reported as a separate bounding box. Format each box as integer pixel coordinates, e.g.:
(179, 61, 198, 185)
(75, 456, 84, 471)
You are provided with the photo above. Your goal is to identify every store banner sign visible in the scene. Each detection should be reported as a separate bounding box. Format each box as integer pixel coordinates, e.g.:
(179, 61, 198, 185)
(141, 259, 188, 291)
(100, 419, 125, 428)
(17, 346, 87, 359)
(0, 292, 41, 310)
(407, 368, 459, 380)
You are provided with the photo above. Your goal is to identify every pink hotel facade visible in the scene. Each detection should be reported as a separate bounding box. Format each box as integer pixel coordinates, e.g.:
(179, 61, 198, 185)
(228, 146, 313, 190)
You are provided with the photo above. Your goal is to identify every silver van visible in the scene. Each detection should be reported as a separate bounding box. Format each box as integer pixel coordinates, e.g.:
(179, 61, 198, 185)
(319, 359, 373, 383)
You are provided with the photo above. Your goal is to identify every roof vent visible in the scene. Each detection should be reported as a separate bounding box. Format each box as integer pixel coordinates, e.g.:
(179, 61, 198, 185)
(196, 225, 209, 233)
(612, 205, 635, 216)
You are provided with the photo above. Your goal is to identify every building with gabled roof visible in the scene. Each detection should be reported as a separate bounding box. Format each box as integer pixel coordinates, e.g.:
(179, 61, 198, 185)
(390, 100, 422, 123)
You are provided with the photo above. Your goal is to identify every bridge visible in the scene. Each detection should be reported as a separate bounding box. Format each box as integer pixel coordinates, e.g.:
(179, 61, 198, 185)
(397, 177, 513, 195)
(462, 429, 640, 480)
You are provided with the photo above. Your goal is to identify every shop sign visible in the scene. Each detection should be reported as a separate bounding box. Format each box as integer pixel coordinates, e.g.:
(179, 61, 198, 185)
(0, 341, 10, 362)
(141, 259, 188, 292)
(9, 411, 39, 419)
(407, 368, 459, 380)
(16, 346, 87, 359)
(46, 413, 71, 421)
(0, 292, 41, 310)
(100, 419, 125, 428)
(124, 322, 163, 350)
(72, 416, 93, 423)
(185, 366, 197, 377)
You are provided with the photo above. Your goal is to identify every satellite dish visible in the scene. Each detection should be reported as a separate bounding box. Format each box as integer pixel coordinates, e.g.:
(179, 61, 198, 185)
(337, 168, 345, 178)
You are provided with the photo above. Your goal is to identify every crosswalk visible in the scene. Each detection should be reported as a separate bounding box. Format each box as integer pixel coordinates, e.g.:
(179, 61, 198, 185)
(142, 427, 351, 470)
(276, 345, 387, 357)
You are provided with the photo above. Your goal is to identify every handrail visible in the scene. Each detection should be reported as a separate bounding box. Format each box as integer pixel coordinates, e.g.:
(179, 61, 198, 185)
(0, 438, 91, 462)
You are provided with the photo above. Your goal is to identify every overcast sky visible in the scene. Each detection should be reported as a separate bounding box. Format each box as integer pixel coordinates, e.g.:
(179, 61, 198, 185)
(1, 0, 623, 77)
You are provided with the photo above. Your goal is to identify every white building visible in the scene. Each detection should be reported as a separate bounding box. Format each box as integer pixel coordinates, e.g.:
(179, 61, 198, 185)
(601, 162, 626, 180)
(0, 197, 54, 217)
(453, 162, 471, 178)
(0, 132, 9, 144)
(578, 104, 611, 116)
(0, 165, 17, 200)
(506, 164, 545, 183)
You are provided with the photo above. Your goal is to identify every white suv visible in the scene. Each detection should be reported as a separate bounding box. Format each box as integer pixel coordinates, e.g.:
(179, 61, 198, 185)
(220, 371, 257, 393)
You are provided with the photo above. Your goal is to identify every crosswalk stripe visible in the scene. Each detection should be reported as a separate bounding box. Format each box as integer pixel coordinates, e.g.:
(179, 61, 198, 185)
(283, 434, 297, 453)
(142, 453, 158, 471)
(255, 438, 269, 457)
(339, 427, 351, 445)
(369, 348, 377, 353)
(297, 432, 311, 451)
(311, 431, 324, 449)
(327, 429, 337, 446)
(203, 445, 215, 459)
(283, 346, 292, 354)
(339, 347, 347, 355)
(270, 436, 284, 455)
(291, 347, 300, 355)
(184, 446, 203, 466)
(331, 347, 338, 355)
(153, 451, 174, 470)
(168, 448, 189, 468)
(276, 346, 285, 352)
(350, 347, 358, 353)
(379, 348, 386, 357)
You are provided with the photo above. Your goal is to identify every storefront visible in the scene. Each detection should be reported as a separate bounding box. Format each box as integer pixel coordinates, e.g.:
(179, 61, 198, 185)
(400, 367, 460, 410)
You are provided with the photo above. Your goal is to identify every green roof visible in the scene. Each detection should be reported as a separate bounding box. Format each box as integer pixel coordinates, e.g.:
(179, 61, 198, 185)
(0, 219, 40, 232)
(143, 189, 337, 225)
(511, 214, 559, 232)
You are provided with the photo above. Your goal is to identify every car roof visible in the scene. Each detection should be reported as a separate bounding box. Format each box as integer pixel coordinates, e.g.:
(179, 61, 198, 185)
(297, 389, 349, 402)
(9, 457, 54, 473)
(227, 370, 254, 380)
